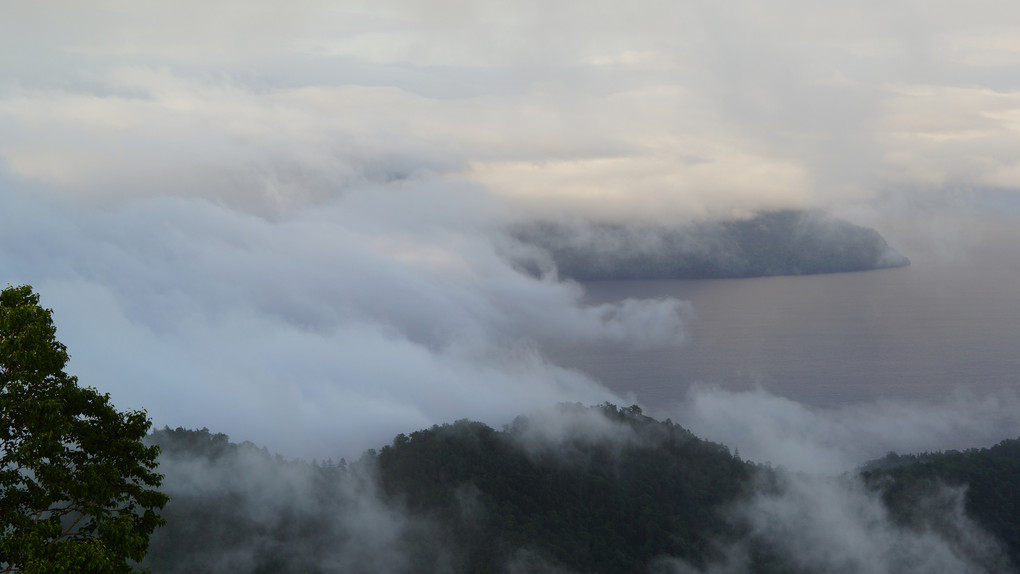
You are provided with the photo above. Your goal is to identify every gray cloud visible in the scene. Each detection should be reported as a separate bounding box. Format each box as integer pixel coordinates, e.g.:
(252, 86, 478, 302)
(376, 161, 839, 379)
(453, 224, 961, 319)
(5, 1, 1020, 222)
(0, 179, 692, 458)
(4, 5, 1020, 572)
(4, 0, 1020, 478)
(670, 385, 1020, 475)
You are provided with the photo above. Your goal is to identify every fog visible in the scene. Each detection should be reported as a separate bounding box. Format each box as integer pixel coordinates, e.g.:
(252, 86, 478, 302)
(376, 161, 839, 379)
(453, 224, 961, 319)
(2, 181, 694, 457)
(4, 0, 1020, 459)
(671, 386, 1020, 475)
(147, 405, 1015, 573)
(4, 7, 1020, 571)
(657, 474, 1010, 574)
(6, 1, 1020, 219)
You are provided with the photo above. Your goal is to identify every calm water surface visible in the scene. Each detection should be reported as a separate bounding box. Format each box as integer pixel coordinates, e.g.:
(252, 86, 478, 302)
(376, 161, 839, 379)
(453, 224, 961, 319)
(553, 238, 1020, 408)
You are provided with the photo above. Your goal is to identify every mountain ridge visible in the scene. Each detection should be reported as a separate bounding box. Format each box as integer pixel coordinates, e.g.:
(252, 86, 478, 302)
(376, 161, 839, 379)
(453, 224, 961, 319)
(141, 404, 1018, 573)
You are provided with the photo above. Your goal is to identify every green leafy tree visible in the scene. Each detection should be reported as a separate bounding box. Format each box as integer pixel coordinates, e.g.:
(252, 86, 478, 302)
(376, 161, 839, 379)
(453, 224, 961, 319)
(0, 285, 168, 573)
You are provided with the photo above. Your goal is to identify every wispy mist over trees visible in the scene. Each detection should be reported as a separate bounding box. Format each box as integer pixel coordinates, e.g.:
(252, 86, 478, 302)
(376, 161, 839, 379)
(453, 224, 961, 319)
(863, 439, 1020, 569)
(142, 405, 1018, 573)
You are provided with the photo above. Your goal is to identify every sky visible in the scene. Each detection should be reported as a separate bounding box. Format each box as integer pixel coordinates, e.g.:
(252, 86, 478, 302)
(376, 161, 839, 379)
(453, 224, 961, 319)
(3, 0, 1020, 459)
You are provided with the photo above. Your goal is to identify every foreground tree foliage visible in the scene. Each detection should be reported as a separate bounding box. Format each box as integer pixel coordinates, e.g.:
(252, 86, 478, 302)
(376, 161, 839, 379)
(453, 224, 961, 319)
(0, 285, 168, 573)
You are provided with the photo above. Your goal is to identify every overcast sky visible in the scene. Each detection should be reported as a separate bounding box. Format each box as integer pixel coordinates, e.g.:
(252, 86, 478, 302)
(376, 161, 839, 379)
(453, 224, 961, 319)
(3, 1, 1020, 458)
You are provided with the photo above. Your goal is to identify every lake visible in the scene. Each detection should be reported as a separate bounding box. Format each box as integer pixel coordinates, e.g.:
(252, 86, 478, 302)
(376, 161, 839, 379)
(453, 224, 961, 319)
(551, 228, 1020, 410)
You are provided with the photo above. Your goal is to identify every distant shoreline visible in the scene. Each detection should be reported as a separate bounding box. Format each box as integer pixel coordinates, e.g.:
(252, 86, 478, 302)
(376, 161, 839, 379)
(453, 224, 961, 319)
(513, 209, 910, 281)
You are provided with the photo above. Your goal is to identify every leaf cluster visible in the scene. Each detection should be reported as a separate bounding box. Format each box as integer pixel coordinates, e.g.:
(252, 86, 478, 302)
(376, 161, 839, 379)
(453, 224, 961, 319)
(0, 285, 168, 573)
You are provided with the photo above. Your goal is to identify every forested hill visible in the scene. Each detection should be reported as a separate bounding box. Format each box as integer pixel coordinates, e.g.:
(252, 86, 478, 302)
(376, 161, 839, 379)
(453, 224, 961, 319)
(142, 405, 778, 573)
(370, 404, 757, 572)
(512, 210, 910, 280)
(141, 405, 1019, 574)
(862, 438, 1020, 568)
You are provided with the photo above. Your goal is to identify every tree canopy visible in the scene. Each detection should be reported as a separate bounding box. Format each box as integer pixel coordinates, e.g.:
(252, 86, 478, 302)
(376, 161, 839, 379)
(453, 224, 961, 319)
(0, 285, 168, 573)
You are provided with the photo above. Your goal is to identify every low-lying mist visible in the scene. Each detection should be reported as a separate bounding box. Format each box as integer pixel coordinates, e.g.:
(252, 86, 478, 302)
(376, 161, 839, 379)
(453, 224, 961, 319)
(671, 385, 1020, 475)
(144, 401, 1019, 573)
(1, 182, 693, 459)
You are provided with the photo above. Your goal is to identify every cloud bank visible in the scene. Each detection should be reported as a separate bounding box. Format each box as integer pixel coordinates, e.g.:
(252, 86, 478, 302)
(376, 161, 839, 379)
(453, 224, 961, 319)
(1, 180, 693, 457)
(4, 1, 1020, 221)
(4, 0, 1020, 459)
(672, 385, 1020, 475)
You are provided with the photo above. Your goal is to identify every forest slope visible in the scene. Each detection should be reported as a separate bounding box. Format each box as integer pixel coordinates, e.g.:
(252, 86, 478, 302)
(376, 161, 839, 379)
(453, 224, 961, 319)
(862, 438, 1020, 568)
(142, 405, 1018, 573)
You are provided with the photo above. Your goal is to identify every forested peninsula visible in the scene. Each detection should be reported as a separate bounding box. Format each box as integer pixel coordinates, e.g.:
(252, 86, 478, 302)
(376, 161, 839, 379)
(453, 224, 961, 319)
(142, 404, 1019, 573)
(513, 210, 910, 280)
